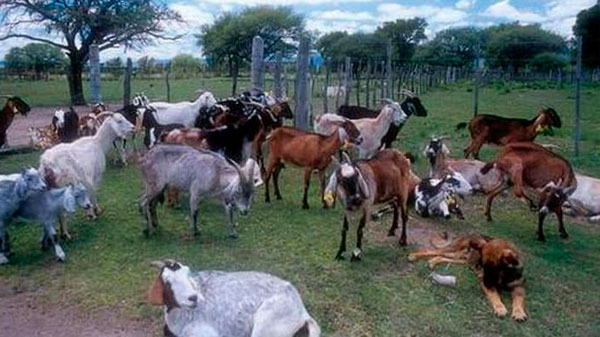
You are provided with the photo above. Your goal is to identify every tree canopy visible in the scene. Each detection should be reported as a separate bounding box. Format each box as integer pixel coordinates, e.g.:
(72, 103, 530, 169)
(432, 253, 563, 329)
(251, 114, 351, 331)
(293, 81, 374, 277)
(0, 0, 182, 104)
(574, 1, 600, 68)
(376, 18, 428, 61)
(4, 43, 67, 79)
(414, 27, 485, 67)
(171, 54, 203, 79)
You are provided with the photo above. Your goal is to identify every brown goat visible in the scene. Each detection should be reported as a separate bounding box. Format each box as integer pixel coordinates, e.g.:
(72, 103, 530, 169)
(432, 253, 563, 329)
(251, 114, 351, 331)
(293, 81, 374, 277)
(481, 142, 576, 241)
(462, 107, 561, 159)
(325, 149, 418, 260)
(0, 96, 30, 147)
(265, 122, 362, 209)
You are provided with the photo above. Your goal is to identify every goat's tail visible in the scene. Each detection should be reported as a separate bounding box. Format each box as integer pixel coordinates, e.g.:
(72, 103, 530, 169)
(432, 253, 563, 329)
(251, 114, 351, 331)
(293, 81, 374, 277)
(455, 122, 468, 131)
(306, 316, 321, 337)
(480, 162, 495, 175)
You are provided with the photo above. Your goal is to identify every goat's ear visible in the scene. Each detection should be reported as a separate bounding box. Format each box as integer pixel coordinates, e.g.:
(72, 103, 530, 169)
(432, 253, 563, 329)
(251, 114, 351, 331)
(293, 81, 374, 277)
(357, 168, 370, 199)
(148, 274, 165, 306)
(563, 186, 576, 196)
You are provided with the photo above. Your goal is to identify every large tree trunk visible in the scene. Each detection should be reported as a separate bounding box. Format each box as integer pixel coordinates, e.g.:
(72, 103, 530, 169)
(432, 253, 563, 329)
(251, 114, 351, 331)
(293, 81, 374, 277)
(67, 53, 86, 105)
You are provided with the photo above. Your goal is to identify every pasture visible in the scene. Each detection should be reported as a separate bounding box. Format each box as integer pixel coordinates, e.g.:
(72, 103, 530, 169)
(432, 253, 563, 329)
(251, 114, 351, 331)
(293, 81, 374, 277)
(0, 80, 599, 336)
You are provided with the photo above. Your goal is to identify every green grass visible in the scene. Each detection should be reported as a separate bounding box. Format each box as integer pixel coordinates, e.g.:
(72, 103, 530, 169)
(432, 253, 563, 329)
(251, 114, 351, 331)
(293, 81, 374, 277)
(1, 83, 599, 336)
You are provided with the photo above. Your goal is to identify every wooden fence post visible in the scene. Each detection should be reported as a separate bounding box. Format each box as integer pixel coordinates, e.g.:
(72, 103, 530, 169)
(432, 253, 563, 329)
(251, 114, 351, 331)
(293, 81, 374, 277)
(274, 51, 283, 99)
(251, 35, 264, 91)
(365, 60, 371, 109)
(88, 44, 102, 104)
(123, 57, 132, 106)
(380, 60, 385, 100)
(323, 60, 330, 114)
(344, 56, 352, 106)
(386, 39, 392, 98)
(574, 36, 582, 156)
(166, 63, 171, 102)
(295, 37, 310, 130)
(335, 63, 342, 109)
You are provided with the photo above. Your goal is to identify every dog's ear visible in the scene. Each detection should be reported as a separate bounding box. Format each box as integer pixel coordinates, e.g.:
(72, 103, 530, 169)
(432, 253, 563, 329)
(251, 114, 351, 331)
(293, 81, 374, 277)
(501, 249, 519, 267)
(469, 237, 487, 252)
(148, 274, 165, 305)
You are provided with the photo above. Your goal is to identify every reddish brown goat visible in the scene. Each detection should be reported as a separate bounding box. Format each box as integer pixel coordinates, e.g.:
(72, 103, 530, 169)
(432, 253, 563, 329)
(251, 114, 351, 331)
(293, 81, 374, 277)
(461, 107, 561, 159)
(264, 122, 362, 209)
(481, 142, 576, 241)
(0, 96, 30, 147)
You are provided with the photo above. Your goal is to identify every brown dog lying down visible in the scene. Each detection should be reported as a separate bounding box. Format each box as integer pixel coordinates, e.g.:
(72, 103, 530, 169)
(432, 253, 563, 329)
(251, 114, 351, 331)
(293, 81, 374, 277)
(409, 233, 527, 322)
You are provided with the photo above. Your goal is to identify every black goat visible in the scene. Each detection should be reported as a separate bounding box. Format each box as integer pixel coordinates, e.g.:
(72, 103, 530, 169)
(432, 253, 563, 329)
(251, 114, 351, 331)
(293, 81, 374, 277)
(52, 107, 80, 143)
(142, 108, 184, 148)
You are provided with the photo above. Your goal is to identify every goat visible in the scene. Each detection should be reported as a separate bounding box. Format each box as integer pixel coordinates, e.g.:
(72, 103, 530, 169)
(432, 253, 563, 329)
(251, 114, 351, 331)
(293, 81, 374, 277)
(460, 107, 561, 159)
(148, 91, 217, 127)
(337, 90, 428, 149)
(13, 183, 91, 262)
(326, 85, 345, 98)
(52, 107, 80, 143)
(142, 108, 185, 149)
(0, 168, 47, 264)
(29, 125, 59, 150)
(562, 174, 600, 222)
(480, 142, 576, 241)
(424, 137, 503, 193)
(324, 150, 418, 261)
(148, 259, 320, 337)
(414, 173, 472, 220)
(39, 112, 134, 236)
(139, 145, 259, 238)
(265, 122, 362, 209)
(316, 101, 407, 159)
(0, 96, 31, 148)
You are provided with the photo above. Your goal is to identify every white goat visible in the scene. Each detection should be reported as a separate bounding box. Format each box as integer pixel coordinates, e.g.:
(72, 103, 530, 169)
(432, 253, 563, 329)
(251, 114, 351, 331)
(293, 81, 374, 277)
(39, 112, 134, 232)
(315, 102, 407, 158)
(148, 91, 217, 127)
(563, 174, 600, 222)
(148, 260, 320, 337)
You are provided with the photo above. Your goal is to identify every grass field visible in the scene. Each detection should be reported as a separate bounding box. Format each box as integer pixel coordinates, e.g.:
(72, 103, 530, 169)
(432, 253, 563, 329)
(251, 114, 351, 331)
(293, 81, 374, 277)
(0, 81, 599, 336)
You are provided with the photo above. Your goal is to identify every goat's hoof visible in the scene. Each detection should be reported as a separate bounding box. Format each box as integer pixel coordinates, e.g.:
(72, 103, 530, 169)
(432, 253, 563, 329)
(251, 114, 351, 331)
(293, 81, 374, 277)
(537, 235, 546, 242)
(335, 253, 345, 261)
(228, 233, 239, 239)
(265, 198, 271, 203)
(350, 249, 362, 262)
(276, 196, 282, 200)
(61, 233, 72, 241)
(387, 230, 396, 237)
(560, 232, 569, 239)
(0, 255, 9, 265)
(399, 239, 407, 247)
(302, 204, 309, 210)
(142, 229, 150, 237)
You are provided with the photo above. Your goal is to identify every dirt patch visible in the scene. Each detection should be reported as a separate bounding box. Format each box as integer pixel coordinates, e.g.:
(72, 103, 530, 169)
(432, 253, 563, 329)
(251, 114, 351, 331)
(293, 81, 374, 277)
(0, 285, 157, 337)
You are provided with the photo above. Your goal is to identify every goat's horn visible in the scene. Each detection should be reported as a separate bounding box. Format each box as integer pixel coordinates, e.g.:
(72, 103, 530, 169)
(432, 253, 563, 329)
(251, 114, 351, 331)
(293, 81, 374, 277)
(378, 98, 394, 105)
(150, 260, 165, 269)
(95, 111, 114, 119)
(341, 151, 352, 164)
(439, 135, 451, 140)
(401, 89, 415, 98)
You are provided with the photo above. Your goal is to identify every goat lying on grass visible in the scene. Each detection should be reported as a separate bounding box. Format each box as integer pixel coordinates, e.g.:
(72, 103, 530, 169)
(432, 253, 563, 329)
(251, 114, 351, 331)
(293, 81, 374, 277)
(13, 183, 91, 262)
(148, 259, 321, 337)
(563, 174, 600, 222)
(325, 150, 419, 261)
(409, 233, 527, 321)
(415, 172, 472, 220)
(481, 142, 576, 241)
(459, 107, 561, 159)
(0, 168, 47, 264)
(139, 145, 259, 238)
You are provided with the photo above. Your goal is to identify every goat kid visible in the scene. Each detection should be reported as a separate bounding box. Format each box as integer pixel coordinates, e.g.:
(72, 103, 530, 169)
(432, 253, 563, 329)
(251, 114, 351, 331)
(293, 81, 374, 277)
(325, 150, 417, 261)
(0, 168, 46, 264)
(148, 259, 320, 337)
(0, 96, 31, 148)
(139, 145, 259, 238)
(265, 121, 362, 209)
(149, 91, 217, 127)
(415, 172, 472, 220)
(142, 107, 185, 148)
(14, 183, 91, 262)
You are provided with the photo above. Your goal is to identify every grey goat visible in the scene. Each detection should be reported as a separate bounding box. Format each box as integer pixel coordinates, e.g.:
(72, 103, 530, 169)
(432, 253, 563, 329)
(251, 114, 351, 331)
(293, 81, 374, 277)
(14, 183, 91, 262)
(139, 145, 258, 238)
(148, 259, 321, 337)
(0, 168, 47, 264)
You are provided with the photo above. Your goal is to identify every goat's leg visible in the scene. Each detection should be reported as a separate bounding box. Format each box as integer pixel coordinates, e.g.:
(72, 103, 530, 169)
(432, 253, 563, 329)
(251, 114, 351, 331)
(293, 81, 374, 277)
(224, 203, 238, 238)
(464, 131, 487, 159)
(0, 225, 9, 264)
(301, 167, 312, 209)
(351, 213, 367, 261)
(318, 169, 328, 209)
(399, 195, 409, 246)
(388, 204, 399, 237)
(484, 184, 510, 222)
(273, 163, 283, 200)
(335, 216, 349, 260)
(510, 167, 537, 210)
(44, 221, 65, 262)
(264, 158, 277, 203)
(537, 211, 547, 242)
(189, 191, 200, 237)
(58, 214, 71, 240)
(149, 197, 160, 229)
(556, 208, 569, 239)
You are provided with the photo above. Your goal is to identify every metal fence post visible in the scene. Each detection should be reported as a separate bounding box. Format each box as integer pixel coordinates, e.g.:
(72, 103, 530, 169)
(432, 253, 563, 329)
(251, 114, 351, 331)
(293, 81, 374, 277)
(88, 44, 102, 104)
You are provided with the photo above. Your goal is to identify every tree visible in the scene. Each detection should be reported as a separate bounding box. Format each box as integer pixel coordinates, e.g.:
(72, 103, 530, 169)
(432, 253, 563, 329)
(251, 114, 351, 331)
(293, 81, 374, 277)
(485, 23, 566, 73)
(528, 52, 568, 72)
(376, 18, 427, 61)
(413, 27, 486, 67)
(105, 57, 124, 79)
(198, 6, 304, 95)
(171, 54, 202, 79)
(0, 0, 181, 105)
(4, 43, 67, 79)
(574, 1, 600, 68)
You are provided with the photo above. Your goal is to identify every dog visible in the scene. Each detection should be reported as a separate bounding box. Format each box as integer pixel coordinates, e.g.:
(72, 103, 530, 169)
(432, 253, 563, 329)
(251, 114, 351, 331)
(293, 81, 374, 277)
(409, 233, 527, 321)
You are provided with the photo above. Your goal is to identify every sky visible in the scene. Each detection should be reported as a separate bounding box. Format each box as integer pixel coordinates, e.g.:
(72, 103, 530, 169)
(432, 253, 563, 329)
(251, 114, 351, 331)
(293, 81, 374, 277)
(0, 0, 596, 61)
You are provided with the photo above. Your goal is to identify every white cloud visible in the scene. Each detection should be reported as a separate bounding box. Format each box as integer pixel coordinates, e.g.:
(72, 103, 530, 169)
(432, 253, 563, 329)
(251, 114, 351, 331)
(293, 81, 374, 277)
(170, 3, 214, 27)
(311, 10, 376, 21)
(377, 3, 468, 24)
(455, 0, 476, 10)
(193, 0, 375, 5)
(483, 0, 543, 22)
(306, 19, 376, 34)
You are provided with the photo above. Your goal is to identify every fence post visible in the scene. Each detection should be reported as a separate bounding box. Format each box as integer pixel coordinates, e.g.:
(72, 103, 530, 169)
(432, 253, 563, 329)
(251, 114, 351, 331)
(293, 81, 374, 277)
(274, 51, 283, 99)
(344, 57, 352, 106)
(574, 36, 582, 156)
(365, 60, 371, 109)
(356, 60, 361, 106)
(323, 60, 330, 114)
(295, 36, 310, 130)
(123, 58, 132, 106)
(166, 63, 171, 102)
(88, 44, 102, 104)
(251, 35, 264, 91)
(386, 39, 392, 98)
